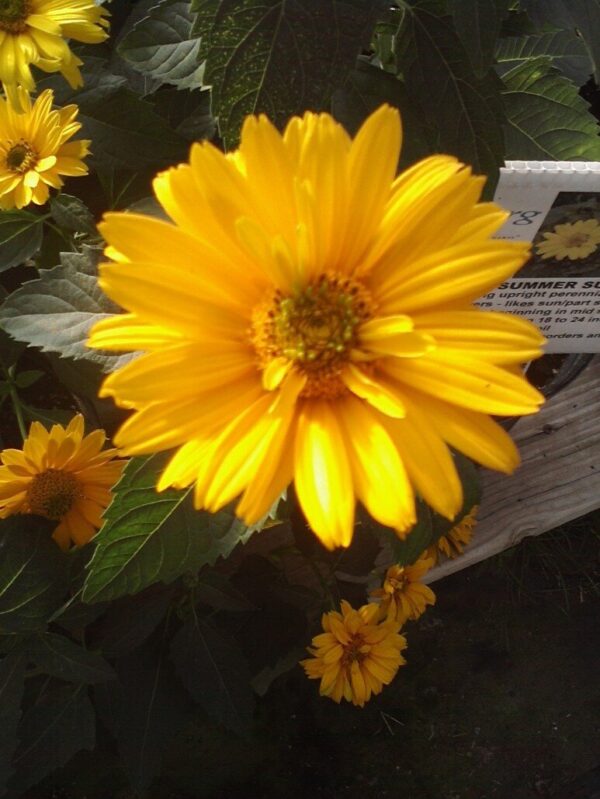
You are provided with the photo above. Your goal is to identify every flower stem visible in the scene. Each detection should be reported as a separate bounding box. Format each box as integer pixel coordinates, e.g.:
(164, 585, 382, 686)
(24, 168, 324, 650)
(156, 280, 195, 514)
(6, 367, 27, 441)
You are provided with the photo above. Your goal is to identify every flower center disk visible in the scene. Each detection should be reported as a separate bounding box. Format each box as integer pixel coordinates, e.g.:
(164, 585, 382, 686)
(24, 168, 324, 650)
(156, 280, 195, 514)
(6, 140, 37, 173)
(0, 0, 30, 32)
(26, 469, 82, 520)
(251, 273, 374, 399)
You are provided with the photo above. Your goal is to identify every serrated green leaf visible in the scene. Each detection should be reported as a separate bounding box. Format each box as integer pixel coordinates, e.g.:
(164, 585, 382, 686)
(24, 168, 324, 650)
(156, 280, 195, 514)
(523, 0, 600, 82)
(170, 608, 255, 733)
(0, 517, 67, 634)
(119, 0, 204, 90)
(26, 633, 115, 684)
(50, 194, 97, 235)
(193, 0, 381, 148)
(395, 6, 505, 183)
(448, 0, 509, 76)
(94, 639, 190, 793)
(496, 29, 592, 85)
(38, 57, 188, 170)
(0, 211, 44, 272)
(93, 586, 172, 658)
(193, 570, 255, 612)
(500, 57, 600, 160)
(151, 85, 216, 141)
(0, 254, 132, 374)
(83, 454, 254, 603)
(0, 651, 26, 795)
(8, 684, 95, 794)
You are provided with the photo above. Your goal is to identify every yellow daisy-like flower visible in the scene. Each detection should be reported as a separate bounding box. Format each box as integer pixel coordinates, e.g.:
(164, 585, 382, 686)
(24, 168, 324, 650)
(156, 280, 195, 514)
(370, 556, 436, 623)
(0, 415, 125, 550)
(300, 600, 407, 706)
(536, 218, 600, 261)
(428, 505, 479, 565)
(0, 87, 89, 209)
(0, 0, 109, 109)
(88, 105, 545, 550)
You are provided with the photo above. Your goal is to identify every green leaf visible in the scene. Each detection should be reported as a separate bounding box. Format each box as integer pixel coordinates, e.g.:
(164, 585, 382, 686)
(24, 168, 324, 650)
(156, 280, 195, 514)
(118, 0, 204, 90)
(429, 453, 482, 543)
(500, 57, 600, 160)
(83, 454, 254, 603)
(0, 211, 44, 271)
(448, 0, 509, 76)
(0, 517, 67, 634)
(8, 684, 95, 794)
(26, 633, 115, 684)
(523, 0, 600, 82)
(151, 85, 216, 141)
(12, 369, 43, 390)
(395, 6, 505, 183)
(496, 29, 592, 86)
(193, 0, 382, 148)
(0, 251, 133, 374)
(0, 651, 26, 795)
(170, 608, 255, 733)
(386, 499, 434, 566)
(193, 570, 255, 612)
(93, 586, 173, 658)
(37, 57, 188, 170)
(50, 194, 97, 236)
(94, 640, 190, 793)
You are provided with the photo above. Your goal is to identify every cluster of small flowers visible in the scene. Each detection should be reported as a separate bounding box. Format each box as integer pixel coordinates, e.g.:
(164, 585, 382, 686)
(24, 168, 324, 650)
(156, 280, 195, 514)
(301, 509, 479, 707)
(0, 0, 108, 209)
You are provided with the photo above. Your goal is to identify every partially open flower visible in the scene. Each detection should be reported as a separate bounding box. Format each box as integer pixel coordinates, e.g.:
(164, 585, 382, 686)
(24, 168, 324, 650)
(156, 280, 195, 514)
(370, 556, 436, 623)
(0, 415, 125, 549)
(428, 505, 479, 564)
(301, 599, 407, 706)
(0, 88, 89, 209)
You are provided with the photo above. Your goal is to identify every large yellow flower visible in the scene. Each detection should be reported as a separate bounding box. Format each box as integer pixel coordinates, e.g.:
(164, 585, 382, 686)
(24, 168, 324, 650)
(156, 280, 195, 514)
(0, 87, 89, 209)
(535, 218, 600, 261)
(0, 415, 125, 549)
(0, 0, 109, 109)
(301, 600, 407, 706)
(88, 105, 545, 550)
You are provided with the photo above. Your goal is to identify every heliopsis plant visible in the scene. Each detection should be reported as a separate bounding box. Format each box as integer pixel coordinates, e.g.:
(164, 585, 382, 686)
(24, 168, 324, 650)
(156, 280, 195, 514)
(535, 218, 600, 261)
(370, 556, 436, 624)
(0, 415, 124, 549)
(301, 600, 407, 706)
(0, 0, 109, 109)
(0, 87, 89, 209)
(88, 104, 545, 551)
(0, 0, 593, 789)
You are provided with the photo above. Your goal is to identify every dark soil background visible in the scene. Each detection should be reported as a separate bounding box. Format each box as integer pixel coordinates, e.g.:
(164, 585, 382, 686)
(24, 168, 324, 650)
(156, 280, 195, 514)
(26, 511, 600, 799)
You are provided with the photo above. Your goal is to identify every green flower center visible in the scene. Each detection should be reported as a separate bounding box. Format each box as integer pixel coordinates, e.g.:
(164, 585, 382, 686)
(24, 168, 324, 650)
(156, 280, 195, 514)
(6, 141, 37, 173)
(26, 469, 82, 521)
(252, 273, 373, 399)
(0, 0, 30, 32)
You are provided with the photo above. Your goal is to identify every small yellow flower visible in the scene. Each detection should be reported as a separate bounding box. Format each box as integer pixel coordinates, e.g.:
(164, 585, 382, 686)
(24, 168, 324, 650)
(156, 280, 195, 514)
(0, 87, 89, 209)
(301, 600, 407, 706)
(88, 105, 545, 551)
(370, 555, 436, 623)
(0, 415, 125, 550)
(536, 219, 600, 261)
(428, 505, 479, 564)
(0, 0, 109, 108)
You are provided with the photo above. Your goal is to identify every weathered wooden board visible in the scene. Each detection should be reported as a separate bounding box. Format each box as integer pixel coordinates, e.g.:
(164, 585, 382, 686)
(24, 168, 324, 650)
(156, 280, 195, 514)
(426, 355, 600, 584)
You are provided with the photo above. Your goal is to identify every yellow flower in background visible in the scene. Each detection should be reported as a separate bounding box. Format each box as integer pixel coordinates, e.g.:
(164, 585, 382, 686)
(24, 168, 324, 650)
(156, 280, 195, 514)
(0, 0, 109, 109)
(536, 218, 600, 261)
(370, 556, 436, 623)
(428, 505, 479, 564)
(88, 105, 545, 551)
(301, 600, 407, 706)
(0, 87, 89, 209)
(0, 415, 125, 550)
